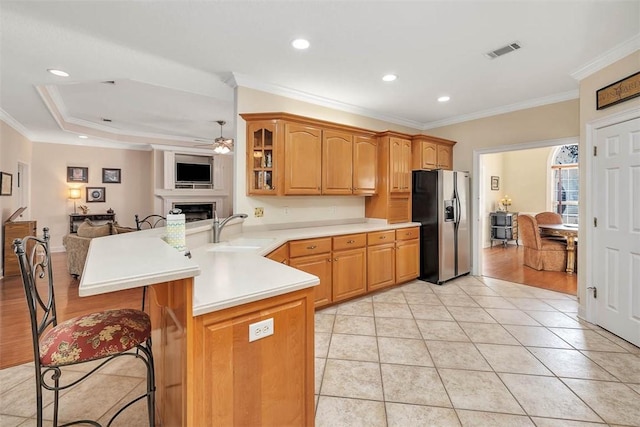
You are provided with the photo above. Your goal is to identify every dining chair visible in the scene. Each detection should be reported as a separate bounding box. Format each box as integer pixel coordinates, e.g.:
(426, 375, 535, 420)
(518, 214, 567, 271)
(13, 228, 155, 427)
(535, 211, 566, 242)
(135, 214, 166, 230)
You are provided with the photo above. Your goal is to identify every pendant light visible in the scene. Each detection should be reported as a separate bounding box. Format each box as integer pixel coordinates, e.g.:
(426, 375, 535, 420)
(212, 120, 233, 154)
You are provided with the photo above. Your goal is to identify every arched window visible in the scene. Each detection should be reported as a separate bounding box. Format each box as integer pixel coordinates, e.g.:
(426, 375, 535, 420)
(551, 144, 579, 224)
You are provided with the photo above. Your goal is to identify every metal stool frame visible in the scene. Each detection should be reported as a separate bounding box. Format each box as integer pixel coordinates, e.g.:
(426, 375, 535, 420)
(13, 228, 156, 427)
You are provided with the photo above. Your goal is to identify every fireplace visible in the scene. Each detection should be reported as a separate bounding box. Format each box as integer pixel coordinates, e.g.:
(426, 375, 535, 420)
(173, 202, 215, 222)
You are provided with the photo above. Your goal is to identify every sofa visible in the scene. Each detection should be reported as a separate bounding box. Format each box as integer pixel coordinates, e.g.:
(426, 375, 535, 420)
(62, 219, 137, 278)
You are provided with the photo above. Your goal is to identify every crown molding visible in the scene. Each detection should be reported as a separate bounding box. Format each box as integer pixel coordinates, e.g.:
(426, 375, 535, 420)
(422, 90, 579, 130)
(571, 33, 640, 81)
(231, 72, 424, 130)
(0, 108, 34, 140)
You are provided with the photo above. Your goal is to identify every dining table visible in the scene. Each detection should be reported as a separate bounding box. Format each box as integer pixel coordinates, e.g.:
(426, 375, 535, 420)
(538, 223, 579, 274)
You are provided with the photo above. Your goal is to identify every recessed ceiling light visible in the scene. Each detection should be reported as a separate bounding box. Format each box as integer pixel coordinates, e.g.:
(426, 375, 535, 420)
(78, 135, 88, 139)
(438, 96, 451, 102)
(382, 74, 397, 82)
(47, 69, 69, 77)
(291, 39, 310, 50)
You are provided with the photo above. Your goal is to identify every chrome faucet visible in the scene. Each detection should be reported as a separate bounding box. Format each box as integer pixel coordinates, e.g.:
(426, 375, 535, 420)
(212, 212, 248, 243)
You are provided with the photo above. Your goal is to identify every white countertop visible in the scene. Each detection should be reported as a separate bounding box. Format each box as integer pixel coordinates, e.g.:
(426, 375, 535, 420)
(80, 219, 421, 316)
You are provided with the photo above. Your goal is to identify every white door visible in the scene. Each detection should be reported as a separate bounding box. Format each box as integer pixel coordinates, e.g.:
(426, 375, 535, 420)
(593, 117, 640, 346)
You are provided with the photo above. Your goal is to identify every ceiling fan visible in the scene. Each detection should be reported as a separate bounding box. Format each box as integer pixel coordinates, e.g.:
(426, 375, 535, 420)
(193, 120, 234, 154)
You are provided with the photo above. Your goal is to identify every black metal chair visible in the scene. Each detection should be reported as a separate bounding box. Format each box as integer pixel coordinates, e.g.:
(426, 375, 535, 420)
(13, 228, 155, 427)
(134, 214, 166, 230)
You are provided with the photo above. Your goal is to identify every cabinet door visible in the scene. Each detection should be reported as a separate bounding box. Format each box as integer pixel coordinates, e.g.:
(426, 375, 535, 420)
(284, 123, 322, 195)
(367, 243, 395, 291)
(353, 135, 377, 195)
(395, 239, 420, 283)
(437, 144, 453, 170)
(266, 244, 289, 265)
(290, 253, 333, 308)
(322, 130, 353, 195)
(247, 121, 279, 195)
(390, 137, 411, 193)
(421, 141, 438, 169)
(332, 247, 367, 303)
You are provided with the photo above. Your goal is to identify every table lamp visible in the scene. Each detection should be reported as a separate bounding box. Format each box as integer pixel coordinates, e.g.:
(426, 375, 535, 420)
(69, 188, 82, 214)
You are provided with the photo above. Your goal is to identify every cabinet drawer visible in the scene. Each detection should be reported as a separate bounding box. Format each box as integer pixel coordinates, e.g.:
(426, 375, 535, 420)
(396, 227, 419, 241)
(333, 233, 366, 251)
(289, 237, 332, 258)
(367, 230, 395, 246)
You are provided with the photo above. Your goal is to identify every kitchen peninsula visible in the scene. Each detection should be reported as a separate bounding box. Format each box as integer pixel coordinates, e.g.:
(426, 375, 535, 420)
(80, 218, 419, 425)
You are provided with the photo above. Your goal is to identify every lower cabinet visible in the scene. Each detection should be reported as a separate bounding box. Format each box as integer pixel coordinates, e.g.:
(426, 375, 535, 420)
(332, 246, 367, 302)
(289, 253, 332, 308)
(272, 227, 420, 309)
(149, 279, 315, 427)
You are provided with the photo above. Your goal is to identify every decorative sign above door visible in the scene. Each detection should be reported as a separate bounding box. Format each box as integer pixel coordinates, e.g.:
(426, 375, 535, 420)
(596, 70, 640, 110)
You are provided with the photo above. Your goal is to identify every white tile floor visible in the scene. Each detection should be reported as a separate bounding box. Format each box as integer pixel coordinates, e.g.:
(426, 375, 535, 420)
(2, 275, 639, 426)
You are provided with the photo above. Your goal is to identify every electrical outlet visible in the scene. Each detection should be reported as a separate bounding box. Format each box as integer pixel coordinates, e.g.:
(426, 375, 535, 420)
(249, 318, 274, 342)
(283, 206, 289, 215)
(254, 207, 264, 217)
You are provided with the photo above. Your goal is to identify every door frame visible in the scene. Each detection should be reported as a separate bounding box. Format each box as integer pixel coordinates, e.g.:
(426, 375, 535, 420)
(472, 137, 579, 277)
(584, 105, 640, 323)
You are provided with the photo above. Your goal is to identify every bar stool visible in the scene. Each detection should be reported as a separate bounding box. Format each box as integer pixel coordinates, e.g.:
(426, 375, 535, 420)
(13, 228, 155, 427)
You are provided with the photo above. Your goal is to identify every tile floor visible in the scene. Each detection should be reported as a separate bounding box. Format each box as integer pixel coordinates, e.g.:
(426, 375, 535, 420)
(1, 275, 639, 426)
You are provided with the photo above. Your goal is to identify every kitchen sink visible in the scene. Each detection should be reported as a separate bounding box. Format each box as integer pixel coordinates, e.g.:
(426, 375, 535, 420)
(207, 245, 261, 253)
(226, 237, 275, 247)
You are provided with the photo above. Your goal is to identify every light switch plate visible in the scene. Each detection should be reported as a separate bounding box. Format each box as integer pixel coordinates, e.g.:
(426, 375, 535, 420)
(249, 318, 274, 342)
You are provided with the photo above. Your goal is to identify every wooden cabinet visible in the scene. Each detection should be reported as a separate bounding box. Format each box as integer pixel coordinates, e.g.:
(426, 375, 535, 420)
(322, 129, 353, 195)
(150, 278, 315, 427)
(331, 234, 367, 302)
(247, 121, 280, 195)
(3, 220, 37, 277)
(353, 135, 378, 195)
(367, 230, 396, 291)
(395, 227, 420, 283)
(412, 135, 456, 171)
(266, 243, 289, 265)
(284, 123, 323, 195)
(289, 238, 333, 308)
(390, 137, 412, 193)
(365, 131, 413, 224)
(242, 113, 378, 197)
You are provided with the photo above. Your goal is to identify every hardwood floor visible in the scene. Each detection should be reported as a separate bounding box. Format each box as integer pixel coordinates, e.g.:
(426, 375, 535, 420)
(1, 247, 576, 370)
(0, 252, 144, 369)
(482, 244, 577, 295)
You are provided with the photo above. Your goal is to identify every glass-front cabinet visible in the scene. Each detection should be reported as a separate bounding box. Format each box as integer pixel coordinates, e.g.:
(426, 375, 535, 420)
(247, 121, 278, 195)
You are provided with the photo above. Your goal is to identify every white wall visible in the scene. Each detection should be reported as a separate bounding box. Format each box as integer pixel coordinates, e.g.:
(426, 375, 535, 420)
(481, 152, 503, 247)
(234, 86, 421, 227)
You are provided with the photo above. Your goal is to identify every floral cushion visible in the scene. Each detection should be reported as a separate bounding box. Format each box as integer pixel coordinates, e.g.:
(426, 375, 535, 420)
(39, 309, 151, 367)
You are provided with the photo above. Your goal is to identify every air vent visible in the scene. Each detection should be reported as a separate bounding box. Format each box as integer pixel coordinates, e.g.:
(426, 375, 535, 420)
(484, 42, 521, 59)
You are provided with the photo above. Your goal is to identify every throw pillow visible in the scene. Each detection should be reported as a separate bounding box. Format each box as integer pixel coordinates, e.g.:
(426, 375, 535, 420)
(76, 219, 111, 238)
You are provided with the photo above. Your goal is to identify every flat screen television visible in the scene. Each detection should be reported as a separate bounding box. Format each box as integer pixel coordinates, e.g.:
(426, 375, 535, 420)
(176, 162, 212, 184)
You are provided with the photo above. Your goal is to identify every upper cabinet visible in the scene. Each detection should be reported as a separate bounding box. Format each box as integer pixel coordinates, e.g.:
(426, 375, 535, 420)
(390, 137, 412, 193)
(412, 135, 456, 171)
(242, 113, 378, 196)
(284, 123, 323, 195)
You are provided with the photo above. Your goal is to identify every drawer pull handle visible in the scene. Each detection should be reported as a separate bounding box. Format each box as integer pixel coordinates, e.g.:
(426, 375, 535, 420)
(307, 245, 317, 250)
(347, 240, 355, 244)
(380, 236, 386, 239)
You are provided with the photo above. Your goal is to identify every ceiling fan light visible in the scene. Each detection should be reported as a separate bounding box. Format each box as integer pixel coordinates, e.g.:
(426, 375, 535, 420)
(212, 120, 234, 154)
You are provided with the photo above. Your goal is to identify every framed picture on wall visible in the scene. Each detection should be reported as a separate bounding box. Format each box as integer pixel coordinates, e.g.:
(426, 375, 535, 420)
(86, 187, 106, 203)
(491, 176, 500, 191)
(102, 168, 121, 183)
(0, 172, 12, 196)
(67, 166, 88, 183)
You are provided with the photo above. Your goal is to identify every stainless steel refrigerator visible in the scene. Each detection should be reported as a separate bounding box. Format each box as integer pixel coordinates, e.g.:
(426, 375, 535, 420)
(412, 170, 470, 284)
